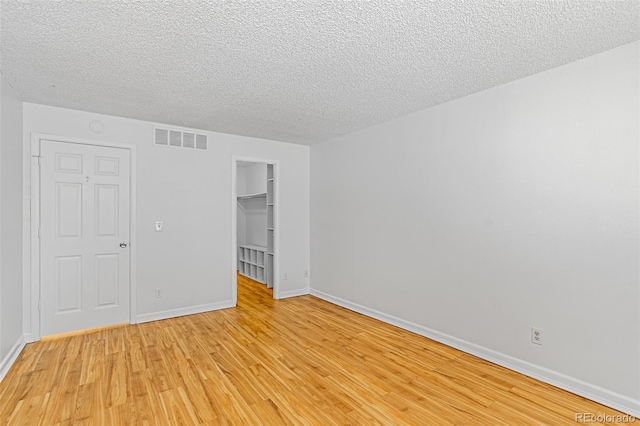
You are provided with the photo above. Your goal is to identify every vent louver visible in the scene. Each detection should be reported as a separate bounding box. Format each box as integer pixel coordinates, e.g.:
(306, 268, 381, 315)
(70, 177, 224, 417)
(169, 130, 182, 147)
(183, 132, 195, 148)
(155, 128, 168, 145)
(196, 134, 208, 150)
(154, 127, 208, 150)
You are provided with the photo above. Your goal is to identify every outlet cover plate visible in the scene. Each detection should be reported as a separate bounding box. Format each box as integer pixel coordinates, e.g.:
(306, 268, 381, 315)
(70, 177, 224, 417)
(531, 327, 543, 345)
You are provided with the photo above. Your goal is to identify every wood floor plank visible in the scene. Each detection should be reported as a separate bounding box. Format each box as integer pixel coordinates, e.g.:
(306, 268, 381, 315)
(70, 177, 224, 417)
(295, 383, 360, 422)
(5, 392, 50, 425)
(207, 358, 267, 406)
(249, 398, 296, 426)
(159, 387, 201, 425)
(0, 273, 632, 425)
(73, 381, 101, 423)
(381, 390, 467, 425)
(405, 372, 507, 426)
(510, 385, 592, 421)
(4, 344, 43, 376)
(172, 358, 214, 420)
(40, 361, 82, 424)
(78, 338, 105, 385)
(103, 351, 128, 408)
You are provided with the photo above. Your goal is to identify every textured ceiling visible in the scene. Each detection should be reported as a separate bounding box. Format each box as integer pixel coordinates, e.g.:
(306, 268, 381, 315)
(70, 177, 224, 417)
(1, 1, 638, 145)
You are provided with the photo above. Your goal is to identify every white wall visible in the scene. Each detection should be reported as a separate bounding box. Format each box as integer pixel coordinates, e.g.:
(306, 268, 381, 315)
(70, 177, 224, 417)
(243, 163, 267, 195)
(311, 41, 639, 413)
(243, 197, 267, 247)
(236, 165, 247, 249)
(236, 165, 247, 196)
(0, 75, 24, 365)
(23, 104, 310, 325)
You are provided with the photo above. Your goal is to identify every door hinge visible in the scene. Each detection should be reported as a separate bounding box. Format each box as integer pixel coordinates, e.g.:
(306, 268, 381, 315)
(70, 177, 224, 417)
(38, 228, 41, 239)
(37, 156, 42, 167)
(38, 300, 41, 311)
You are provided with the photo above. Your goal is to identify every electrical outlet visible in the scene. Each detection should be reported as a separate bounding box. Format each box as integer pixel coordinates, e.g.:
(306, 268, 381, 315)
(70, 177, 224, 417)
(155, 288, 163, 298)
(283, 273, 288, 280)
(304, 270, 309, 278)
(531, 327, 543, 345)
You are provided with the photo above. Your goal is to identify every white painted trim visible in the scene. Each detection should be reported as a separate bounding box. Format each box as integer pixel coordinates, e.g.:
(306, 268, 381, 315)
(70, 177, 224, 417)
(231, 156, 281, 301)
(310, 288, 640, 418)
(279, 288, 310, 299)
(129, 147, 138, 323)
(637, 43, 640, 421)
(28, 139, 40, 339)
(272, 160, 281, 299)
(22, 121, 32, 339)
(231, 158, 238, 306)
(0, 334, 27, 381)
(136, 301, 234, 324)
(28, 132, 138, 340)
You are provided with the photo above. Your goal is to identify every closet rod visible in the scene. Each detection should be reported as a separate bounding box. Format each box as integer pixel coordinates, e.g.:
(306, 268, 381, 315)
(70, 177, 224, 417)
(237, 192, 267, 200)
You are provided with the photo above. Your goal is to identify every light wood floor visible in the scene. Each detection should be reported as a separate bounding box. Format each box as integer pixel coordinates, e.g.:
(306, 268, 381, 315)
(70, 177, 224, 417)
(0, 275, 630, 425)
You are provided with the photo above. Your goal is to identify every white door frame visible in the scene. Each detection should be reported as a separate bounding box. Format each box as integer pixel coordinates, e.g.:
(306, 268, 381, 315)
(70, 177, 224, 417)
(29, 133, 137, 341)
(231, 156, 280, 303)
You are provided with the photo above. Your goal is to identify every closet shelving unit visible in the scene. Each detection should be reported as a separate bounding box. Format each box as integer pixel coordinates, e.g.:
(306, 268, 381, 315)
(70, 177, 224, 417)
(237, 191, 267, 283)
(266, 165, 275, 288)
(238, 244, 267, 284)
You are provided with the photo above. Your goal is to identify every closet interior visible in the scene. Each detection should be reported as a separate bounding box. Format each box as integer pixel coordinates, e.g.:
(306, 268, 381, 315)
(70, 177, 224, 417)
(236, 162, 275, 288)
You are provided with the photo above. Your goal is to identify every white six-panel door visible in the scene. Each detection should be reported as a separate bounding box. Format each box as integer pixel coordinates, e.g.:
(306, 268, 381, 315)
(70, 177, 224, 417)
(40, 140, 130, 336)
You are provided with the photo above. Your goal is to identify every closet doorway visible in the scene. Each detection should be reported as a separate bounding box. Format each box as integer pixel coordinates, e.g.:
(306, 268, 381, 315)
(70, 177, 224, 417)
(231, 157, 279, 304)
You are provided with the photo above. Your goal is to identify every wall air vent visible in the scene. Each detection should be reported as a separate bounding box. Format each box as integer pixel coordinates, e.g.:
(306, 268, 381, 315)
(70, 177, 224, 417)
(154, 127, 208, 150)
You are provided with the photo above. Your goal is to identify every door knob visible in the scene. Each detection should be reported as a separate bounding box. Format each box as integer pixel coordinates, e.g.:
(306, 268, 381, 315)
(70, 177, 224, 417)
(120, 242, 128, 248)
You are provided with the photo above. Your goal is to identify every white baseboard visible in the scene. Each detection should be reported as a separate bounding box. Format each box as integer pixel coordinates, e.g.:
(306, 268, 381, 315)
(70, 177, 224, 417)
(136, 300, 235, 324)
(0, 335, 27, 381)
(310, 288, 640, 418)
(278, 287, 309, 299)
(23, 333, 37, 344)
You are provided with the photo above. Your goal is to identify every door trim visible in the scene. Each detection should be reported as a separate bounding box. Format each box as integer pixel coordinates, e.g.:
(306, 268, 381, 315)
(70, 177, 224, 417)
(231, 156, 280, 303)
(28, 133, 137, 341)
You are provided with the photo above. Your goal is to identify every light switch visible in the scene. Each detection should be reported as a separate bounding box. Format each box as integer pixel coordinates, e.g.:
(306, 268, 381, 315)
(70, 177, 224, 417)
(155, 221, 163, 232)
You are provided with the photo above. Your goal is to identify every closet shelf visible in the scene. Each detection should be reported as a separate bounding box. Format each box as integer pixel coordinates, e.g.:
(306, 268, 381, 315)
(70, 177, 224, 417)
(238, 245, 267, 284)
(240, 244, 267, 251)
(237, 192, 266, 200)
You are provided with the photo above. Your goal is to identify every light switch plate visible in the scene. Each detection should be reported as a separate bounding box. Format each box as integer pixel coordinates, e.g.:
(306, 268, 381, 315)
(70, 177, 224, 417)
(155, 221, 163, 232)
